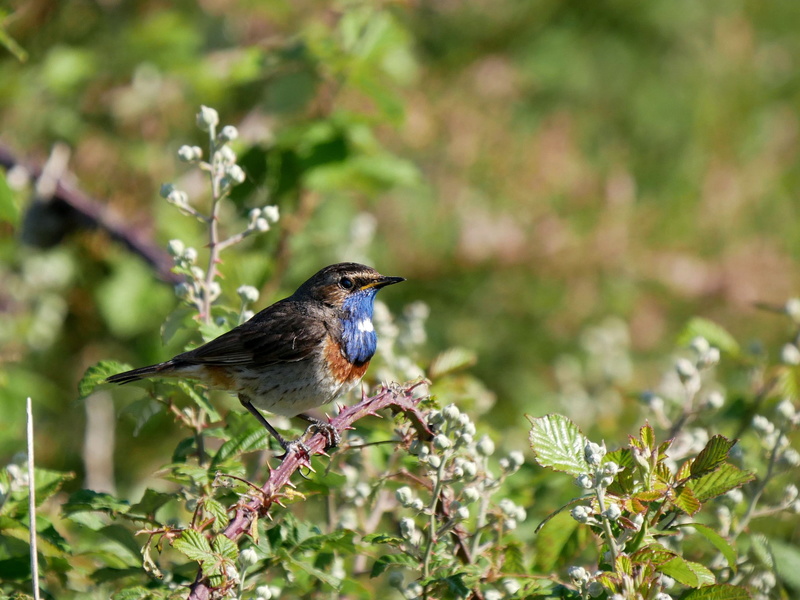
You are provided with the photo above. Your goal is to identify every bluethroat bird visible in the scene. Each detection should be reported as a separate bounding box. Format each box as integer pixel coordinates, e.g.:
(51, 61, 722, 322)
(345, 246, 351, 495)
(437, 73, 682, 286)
(107, 263, 404, 454)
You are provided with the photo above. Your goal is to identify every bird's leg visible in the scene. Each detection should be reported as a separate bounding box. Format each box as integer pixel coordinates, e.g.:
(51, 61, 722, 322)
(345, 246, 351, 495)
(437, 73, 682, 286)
(297, 413, 341, 451)
(239, 395, 309, 460)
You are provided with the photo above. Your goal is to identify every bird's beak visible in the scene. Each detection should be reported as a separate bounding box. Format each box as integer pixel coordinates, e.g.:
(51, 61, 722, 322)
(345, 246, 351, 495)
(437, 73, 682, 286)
(361, 275, 406, 290)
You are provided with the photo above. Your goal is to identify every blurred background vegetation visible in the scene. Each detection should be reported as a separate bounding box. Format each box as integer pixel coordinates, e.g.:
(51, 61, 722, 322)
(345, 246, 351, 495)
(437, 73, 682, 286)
(2, 0, 800, 498)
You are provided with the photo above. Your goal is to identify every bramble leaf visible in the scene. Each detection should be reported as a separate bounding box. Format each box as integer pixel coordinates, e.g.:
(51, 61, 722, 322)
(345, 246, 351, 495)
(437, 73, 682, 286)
(527, 414, 588, 476)
(689, 463, 754, 502)
(78, 361, 132, 399)
(677, 523, 737, 572)
(173, 529, 214, 563)
(681, 584, 750, 599)
(690, 435, 735, 478)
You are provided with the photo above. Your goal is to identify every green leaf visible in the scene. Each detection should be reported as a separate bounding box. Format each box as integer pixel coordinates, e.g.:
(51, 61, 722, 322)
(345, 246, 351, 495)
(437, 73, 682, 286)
(212, 534, 239, 560)
(640, 423, 656, 453)
(678, 318, 740, 357)
(689, 463, 755, 502)
(127, 488, 173, 521)
(527, 414, 588, 476)
(177, 381, 221, 422)
(211, 427, 271, 468)
(112, 585, 166, 600)
(677, 523, 738, 572)
(370, 552, 420, 577)
(534, 510, 580, 572)
(660, 555, 715, 587)
(172, 529, 214, 563)
(78, 361, 132, 399)
(681, 584, 751, 600)
(690, 435, 736, 478)
(673, 485, 701, 515)
(161, 306, 196, 345)
(120, 397, 165, 437)
(605, 448, 635, 495)
(769, 538, 800, 591)
(203, 498, 230, 530)
(428, 347, 478, 378)
(362, 533, 404, 546)
(631, 544, 677, 566)
(62, 489, 130, 515)
(96, 524, 143, 567)
(503, 541, 526, 573)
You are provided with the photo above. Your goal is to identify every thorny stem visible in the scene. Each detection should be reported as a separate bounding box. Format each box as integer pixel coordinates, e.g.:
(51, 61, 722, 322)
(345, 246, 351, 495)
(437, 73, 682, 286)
(469, 455, 490, 558)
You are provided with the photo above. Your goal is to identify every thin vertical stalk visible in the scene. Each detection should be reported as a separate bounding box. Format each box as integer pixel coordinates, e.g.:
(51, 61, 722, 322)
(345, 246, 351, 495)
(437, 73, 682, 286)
(27, 397, 40, 600)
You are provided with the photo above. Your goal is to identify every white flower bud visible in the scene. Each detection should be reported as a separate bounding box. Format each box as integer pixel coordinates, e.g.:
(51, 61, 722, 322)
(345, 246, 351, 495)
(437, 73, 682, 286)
(395, 486, 414, 506)
(160, 182, 175, 198)
(752, 415, 774, 435)
(781, 448, 800, 467)
(249, 207, 262, 222)
(602, 503, 622, 521)
(584, 441, 606, 466)
(588, 581, 605, 598)
(462, 460, 477, 478)
(255, 585, 272, 600)
(483, 591, 502, 600)
(570, 505, 592, 523)
(689, 336, 710, 356)
(507, 451, 524, 469)
(455, 506, 470, 521)
(462, 487, 480, 504)
(783, 483, 798, 504)
(703, 390, 725, 410)
(500, 579, 521, 596)
(602, 461, 620, 476)
(196, 105, 219, 131)
(219, 145, 237, 163)
(504, 518, 517, 530)
(255, 217, 270, 232)
(240, 547, 258, 567)
(410, 498, 424, 511)
(227, 164, 246, 184)
(498, 498, 517, 517)
(399, 517, 416, 539)
(781, 344, 800, 365)
(167, 239, 185, 256)
(776, 398, 797, 423)
(442, 404, 460, 423)
(177, 145, 197, 162)
(476, 435, 495, 457)
(575, 473, 594, 489)
(699, 347, 720, 368)
(433, 434, 451, 450)
(237, 285, 259, 304)
(263, 205, 280, 222)
(568, 566, 589, 582)
(219, 125, 239, 142)
(183, 247, 198, 264)
(167, 189, 189, 206)
(786, 298, 800, 322)
(675, 358, 698, 382)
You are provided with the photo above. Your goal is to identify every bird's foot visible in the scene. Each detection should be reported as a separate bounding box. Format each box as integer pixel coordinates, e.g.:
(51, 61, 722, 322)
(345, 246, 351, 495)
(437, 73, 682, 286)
(301, 416, 341, 451)
(276, 438, 312, 463)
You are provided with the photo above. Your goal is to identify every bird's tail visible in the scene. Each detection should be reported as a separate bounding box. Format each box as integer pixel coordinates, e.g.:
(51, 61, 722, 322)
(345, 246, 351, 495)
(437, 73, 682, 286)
(106, 361, 177, 385)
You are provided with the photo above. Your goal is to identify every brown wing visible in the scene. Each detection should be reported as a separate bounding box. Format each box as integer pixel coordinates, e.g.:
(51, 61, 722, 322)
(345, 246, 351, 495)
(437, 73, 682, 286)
(175, 299, 332, 367)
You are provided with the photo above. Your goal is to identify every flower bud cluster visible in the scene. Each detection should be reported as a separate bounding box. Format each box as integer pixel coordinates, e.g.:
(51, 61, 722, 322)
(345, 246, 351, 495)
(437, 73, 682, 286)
(574, 440, 621, 493)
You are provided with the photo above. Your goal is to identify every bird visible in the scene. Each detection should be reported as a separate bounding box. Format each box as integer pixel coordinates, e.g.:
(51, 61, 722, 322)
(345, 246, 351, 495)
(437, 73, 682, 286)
(107, 262, 405, 455)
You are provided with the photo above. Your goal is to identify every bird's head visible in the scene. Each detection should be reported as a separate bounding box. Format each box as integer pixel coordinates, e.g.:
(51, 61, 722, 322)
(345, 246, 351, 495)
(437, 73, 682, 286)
(293, 262, 405, 309)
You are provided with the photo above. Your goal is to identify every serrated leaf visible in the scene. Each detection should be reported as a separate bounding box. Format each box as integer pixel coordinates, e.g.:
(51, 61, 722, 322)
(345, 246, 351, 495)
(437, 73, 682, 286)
(172, 529, 214, 563)
(199, 320, 228, 342)
(673, 485, 702, 515)
(127, 488, 173, 521)
(177, 381, 221, 422)
(750, 534, 774, 569)
(640, 423, 656, 452)
(677, 523, 737, 572)
(295, 529, 357, 555)
(631, 544, 677, 566)
(681, 584, 750, 600)
(112, 586, 163, 600)
(79, 361, 132, 399)
(616, 554, 632, 575)
(527, 414, 588, 476)
(503, 542, 526, 573)
(62, 489, 130, 515)
(211, 427, 271, 468)
(212, 535, 239, 560)
(691, 436, 735, 478)
(689, 463, 755, 502)
(428, 347, 477, 379)
(203, 498, 230, 530)
(660, 555, 715, 587)
(370, 552, 420, 577)
(678, 318, 740, 356)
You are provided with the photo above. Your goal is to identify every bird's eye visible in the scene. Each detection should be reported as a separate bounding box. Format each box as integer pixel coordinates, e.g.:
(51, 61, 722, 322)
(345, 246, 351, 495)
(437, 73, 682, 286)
(340, 277, 354, 290)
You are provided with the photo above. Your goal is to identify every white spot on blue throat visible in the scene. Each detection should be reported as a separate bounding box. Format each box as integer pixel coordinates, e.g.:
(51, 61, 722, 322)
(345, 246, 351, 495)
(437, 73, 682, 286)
(342, 289, 379, 364)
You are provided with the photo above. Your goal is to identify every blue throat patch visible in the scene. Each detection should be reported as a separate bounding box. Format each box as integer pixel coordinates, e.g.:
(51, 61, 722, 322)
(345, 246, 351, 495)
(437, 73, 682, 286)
(341, 289, 379, 364)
